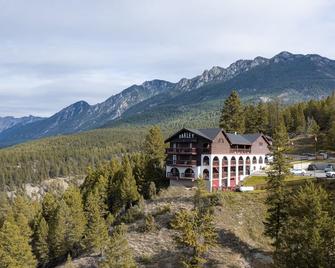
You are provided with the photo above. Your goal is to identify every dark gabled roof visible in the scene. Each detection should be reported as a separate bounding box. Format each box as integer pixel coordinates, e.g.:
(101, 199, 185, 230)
(164, 128, 222, 143)
(225, 133, 251, 145)
(242, 133, 263, 143)
(188, 128, 222, 141)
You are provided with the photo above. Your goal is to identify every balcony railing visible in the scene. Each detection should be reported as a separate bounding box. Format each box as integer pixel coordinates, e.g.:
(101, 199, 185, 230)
(166, 172, 195, 179)
(230, 148, 251, 154)
(166, 160, 197, 166)
(166, 148, 197, 154)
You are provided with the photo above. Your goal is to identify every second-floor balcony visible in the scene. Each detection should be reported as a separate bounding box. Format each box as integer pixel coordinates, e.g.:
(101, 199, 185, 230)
(230, 148, 251, 154)
(167, 172, 195, 179)
(166, 147, 197, 154)
(166, 160, 197, 166)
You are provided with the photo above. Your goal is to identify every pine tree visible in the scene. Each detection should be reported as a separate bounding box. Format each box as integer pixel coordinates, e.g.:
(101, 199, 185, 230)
(277, 182, 335, 267)
(84, 191, 109, 256)
(63, 186, 87, 256)
(256, 101, 268, 133)
(32, 213, 49, 266)
(171, 178, 217, 267)
(111, 157, 140, 212)
(219, 90, 245, 133)
(244, 104, 258, 133)
(49, 199, 68, 261)
(306, 116, 320, 135)
(144, 126, 166, 191)
(144, 126, 166, 166)
(100, 224, 136, 268)
(264, 121, 290, 256)
(0, 218, 37, 268)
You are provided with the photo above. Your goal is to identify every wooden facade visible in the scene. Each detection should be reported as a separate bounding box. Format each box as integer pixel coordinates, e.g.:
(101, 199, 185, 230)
(165, 128, 271, 191)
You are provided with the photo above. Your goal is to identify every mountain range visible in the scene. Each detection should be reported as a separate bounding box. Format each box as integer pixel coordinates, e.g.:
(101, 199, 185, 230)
(1, 51, 335, 147)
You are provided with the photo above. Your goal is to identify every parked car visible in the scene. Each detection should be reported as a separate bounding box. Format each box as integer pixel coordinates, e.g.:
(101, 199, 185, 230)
(307, 164, 317, 171)
(324, 164, 335, 173)
(290, 168, 306, 176)
(326, 171, 335, 178)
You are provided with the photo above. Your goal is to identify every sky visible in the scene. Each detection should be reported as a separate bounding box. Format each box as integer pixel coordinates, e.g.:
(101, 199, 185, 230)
(0, 0, 334, 117)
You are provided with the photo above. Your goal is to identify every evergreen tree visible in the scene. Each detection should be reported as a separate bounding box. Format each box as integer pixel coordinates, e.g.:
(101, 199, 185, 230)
(100, 224, 136, 268)
(256, 102, 268, 133)
(63, 186, 87, 256)
(32, 213, 49, 266)
(172, 178, 216, 267)
(244, 104, 258, 133)
(219, 90, 245, 133)
(144, 126, 165, 166)
(264, 121, 290, 257)
(49, 200, 68, 261)
(277, 182, 335, 267)
(144, 126, 166, 191)
(111, 157, 140, 212)
(306, 116, 320, 135)
(84, 191, 109, 256)
(0, 218, 37, 268)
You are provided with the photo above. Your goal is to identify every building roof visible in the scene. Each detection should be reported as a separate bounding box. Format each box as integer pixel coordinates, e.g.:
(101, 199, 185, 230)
(225, 133, 252, 145)
(187, 128, 222, 141)
(165, 127, 269, 145)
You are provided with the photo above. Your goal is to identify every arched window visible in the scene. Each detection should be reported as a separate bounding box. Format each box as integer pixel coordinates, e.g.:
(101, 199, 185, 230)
(246, 156, 250, 164)
(231, 156, 236, 164)
(203, 169, 209, 179)
(252, 156, 257, 164)
(213, 156, 219, 166)
(265, 156, 269, 164)
(203, 156, 210, 166)
(170, 168, 179, 176)
(184, 168, 194, 178)
(238, 156, 243, 165)
(222, 156, 228, 168)
(259, 156, 263, 164)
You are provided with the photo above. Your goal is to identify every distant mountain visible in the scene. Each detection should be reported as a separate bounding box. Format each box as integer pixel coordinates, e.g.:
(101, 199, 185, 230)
(1, 51, 335, 147)
(0, 115, 43, 133)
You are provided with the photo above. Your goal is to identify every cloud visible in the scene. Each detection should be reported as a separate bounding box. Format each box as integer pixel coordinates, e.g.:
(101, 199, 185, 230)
(0, 0, 334, 116)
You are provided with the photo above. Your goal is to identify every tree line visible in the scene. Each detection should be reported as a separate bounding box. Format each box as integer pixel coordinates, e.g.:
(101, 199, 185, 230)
(220, 90, 335, 149)
(0, 126, 166, 267)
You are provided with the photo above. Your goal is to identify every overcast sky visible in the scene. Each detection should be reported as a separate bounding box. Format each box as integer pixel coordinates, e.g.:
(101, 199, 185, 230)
(0, 0, 334, 117)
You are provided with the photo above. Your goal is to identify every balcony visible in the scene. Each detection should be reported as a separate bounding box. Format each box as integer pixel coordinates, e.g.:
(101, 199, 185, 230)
(166, 148, 197, 154)
(166, 160, 197, 166)
(230, 148, 251, 154)
(166, 172, 195, 179)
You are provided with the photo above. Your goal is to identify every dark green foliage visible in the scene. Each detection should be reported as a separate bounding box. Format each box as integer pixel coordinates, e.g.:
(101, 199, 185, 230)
(83, 191, 109, 256)
(32, 213, 49, 266)
(0, 217, 37, 268)
(219, 90, 245, 133)
(264, 121, 290, 251)
(277, 182, 335, 267)
(100, 224, 136, 268)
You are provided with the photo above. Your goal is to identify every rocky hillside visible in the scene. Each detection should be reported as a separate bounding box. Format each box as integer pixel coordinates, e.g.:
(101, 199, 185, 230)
(1, 51, 335, 147)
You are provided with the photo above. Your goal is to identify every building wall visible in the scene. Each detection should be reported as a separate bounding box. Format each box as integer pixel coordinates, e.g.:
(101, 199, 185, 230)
(250, 136, 271, 154)
(211, 131, 231, 154)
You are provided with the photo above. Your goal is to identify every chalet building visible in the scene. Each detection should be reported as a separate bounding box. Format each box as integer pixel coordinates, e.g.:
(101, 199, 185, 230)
(165, 128, 271, 190)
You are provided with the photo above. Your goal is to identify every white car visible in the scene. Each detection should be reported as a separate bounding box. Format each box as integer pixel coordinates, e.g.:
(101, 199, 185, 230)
(290, 168, 306, 176)
(326, 171, 335, 178)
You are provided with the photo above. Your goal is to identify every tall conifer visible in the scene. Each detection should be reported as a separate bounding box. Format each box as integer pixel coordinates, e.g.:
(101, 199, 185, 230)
(219, 90, 245, 133)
